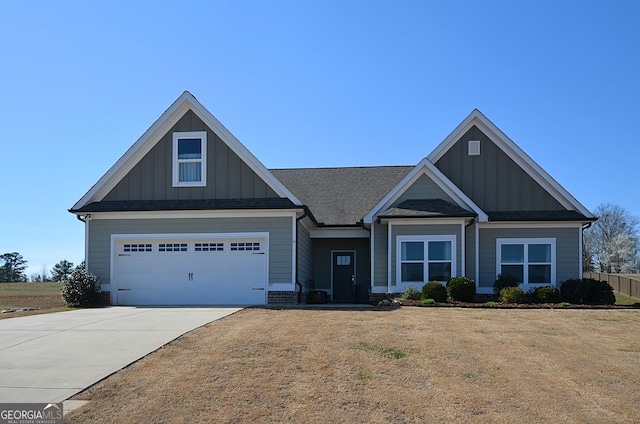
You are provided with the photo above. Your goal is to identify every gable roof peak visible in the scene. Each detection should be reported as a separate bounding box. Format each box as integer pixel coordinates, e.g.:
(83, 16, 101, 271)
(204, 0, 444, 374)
(71, 91, 302, 211)
(427, 109, 594, 219)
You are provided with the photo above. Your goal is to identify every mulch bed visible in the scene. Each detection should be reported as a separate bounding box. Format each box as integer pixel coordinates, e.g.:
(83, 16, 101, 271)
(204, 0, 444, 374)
(396, 299, 639, 309)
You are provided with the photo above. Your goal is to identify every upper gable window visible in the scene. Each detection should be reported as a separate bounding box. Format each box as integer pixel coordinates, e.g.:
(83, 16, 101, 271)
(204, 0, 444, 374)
(172, 131, 207, 187)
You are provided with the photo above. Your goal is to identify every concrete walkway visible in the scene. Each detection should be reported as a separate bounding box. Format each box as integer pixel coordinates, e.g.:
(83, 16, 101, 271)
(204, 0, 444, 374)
(0, 307, 241, 403)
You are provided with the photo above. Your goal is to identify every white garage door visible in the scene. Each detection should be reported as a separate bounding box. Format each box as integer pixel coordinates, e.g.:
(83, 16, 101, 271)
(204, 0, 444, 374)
(114, 236, 267, 305)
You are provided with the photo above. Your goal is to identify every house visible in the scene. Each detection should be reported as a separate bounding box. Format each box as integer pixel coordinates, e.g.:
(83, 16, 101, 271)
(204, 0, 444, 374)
(69, 91, 595, 305)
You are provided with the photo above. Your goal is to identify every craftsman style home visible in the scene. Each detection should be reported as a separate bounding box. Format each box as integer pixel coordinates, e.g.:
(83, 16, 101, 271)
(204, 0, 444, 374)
(70, 91, 595, 305)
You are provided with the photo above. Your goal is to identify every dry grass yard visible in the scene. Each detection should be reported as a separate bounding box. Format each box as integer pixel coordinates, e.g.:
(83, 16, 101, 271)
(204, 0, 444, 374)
(0, 282, 67, 318)
(66, 307, 640, 424)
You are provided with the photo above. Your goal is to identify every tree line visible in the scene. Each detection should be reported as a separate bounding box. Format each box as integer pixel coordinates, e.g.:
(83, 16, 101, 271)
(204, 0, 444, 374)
(0, 253, 84, 283)
(583, 203, 639, 273)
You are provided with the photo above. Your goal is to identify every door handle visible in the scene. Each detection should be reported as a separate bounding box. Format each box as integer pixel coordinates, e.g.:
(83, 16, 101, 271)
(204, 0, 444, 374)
(351, 275, 356, 286)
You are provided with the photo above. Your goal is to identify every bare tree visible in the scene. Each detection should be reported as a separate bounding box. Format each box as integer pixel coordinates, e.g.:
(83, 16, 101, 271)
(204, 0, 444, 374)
(584, 203, 639, 273)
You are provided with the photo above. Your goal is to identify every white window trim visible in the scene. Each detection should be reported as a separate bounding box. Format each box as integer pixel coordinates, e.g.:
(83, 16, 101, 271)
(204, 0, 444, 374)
(172, 131, 207, 187)
(396, 235, 457, 288)
(496, 238, 556, 287)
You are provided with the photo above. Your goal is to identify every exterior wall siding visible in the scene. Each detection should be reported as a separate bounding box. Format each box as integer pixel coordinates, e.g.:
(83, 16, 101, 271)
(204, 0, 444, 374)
(312, 238, 370, 293)
(465, 222, 476, 281)
(87, 216, 293, 288)
(435, 125, 565, 212)
(103, 110, 279, 202)
(477, 226, 581, 288)
(394, 174, 455, 205)
(297, 221, 313, 291)
(373, 222, 388, 288)
(390, 223, 463, 287)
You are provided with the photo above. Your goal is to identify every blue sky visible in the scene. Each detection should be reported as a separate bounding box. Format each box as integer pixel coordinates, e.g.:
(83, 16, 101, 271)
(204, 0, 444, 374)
(1, 1, 638, 278)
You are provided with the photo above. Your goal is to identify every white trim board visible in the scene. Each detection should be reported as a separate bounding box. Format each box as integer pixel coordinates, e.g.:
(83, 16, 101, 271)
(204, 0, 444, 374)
(86, 209, 300, 220)
(72, 91, 302, 210)
(363, 158, 488, 224)
(427, 109, 594, 219)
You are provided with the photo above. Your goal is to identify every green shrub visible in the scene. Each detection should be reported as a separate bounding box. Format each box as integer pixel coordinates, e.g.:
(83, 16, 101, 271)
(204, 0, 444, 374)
(493, 274, 520, 296)
(421, 281, 447, 302)
(422, 298, 436, 305)
(583, 279, 615, 305)
(561, 278, 615, 305)
(446, 277, 476, 302)
(402, 286, 422, 301)
(499, 286, 526, 303)
(61, 269, 102, 307)
(531, 286, 561, 303)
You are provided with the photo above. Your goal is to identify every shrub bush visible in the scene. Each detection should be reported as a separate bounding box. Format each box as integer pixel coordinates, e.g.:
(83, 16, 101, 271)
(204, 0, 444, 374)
(421, 281, 447, 302)
(61, 268, 102, 307)
(560, 279, 583, 303)
(446, 277, 476, 302)
(493, 274, 520, 296)
(531, 286, 561, 303)
(499, 286, 526, 303)
(584, 279, 615, 305)
(422, 298, 436, 305)
(402, 286, 422, 301)
(560, 278, 615, 305)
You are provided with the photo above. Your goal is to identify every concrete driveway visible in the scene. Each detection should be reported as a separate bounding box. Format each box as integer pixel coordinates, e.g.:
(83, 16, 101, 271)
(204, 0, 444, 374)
(0, 307, 241, 403)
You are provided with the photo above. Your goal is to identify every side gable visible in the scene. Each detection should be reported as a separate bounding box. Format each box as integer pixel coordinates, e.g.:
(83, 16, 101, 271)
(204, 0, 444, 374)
(71, 91, 301, 211)
(363, 158, 488, 224)
(428, 110, 595, 219)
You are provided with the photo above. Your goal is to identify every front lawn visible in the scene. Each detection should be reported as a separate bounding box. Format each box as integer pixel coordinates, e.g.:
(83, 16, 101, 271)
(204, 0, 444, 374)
(0, 282, 67, 318)
(66, 307, 640, 423)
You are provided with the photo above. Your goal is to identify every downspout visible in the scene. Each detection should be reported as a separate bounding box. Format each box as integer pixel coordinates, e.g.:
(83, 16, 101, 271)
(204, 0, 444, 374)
(465, 217, 477, 290)
(359, 219, 373, 300)
(464, 218, 476, 278)
(295, 209, 308, 304)
(581, 222, 593, 278)
(75, 214, 91, 271)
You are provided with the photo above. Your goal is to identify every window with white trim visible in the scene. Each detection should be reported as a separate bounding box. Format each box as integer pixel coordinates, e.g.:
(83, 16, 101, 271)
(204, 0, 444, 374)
(172, 131, 207, 187)
(496, 238, 556, 286)
(397, 235, 456, 284)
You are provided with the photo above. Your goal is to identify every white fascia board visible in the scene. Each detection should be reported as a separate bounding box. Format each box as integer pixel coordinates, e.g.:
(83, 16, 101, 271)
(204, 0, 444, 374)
(478, 221, 583, 229)
(363, 158, 488, 224)
(72, 91, 303, 211)
(428, 109, 594, 219)
(186, 94, 303, 206)
(73, 92, 194, 210)
(88, 209, 299, 220)
(382, 217, 468, 226)
(309, 228, 370, 239)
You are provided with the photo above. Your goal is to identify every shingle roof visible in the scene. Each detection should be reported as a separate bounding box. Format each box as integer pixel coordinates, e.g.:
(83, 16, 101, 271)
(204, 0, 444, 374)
(71, 198, 298, 213)
(379, 199, 477, 219)
(271, 166, 414, 226)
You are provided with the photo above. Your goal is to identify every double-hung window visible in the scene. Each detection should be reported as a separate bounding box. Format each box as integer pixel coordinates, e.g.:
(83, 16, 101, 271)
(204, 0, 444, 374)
(173, 131, 207, 187)
(397, 235, 456, 284)
(496, 238, 555, 286)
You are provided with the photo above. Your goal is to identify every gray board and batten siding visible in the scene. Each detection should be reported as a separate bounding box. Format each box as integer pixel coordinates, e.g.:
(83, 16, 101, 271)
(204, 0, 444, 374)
(103, 110, 279, 202)
(435, 125, 566, 212)
(393, 174, 456, 206)
(87, 216, 293, 287)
